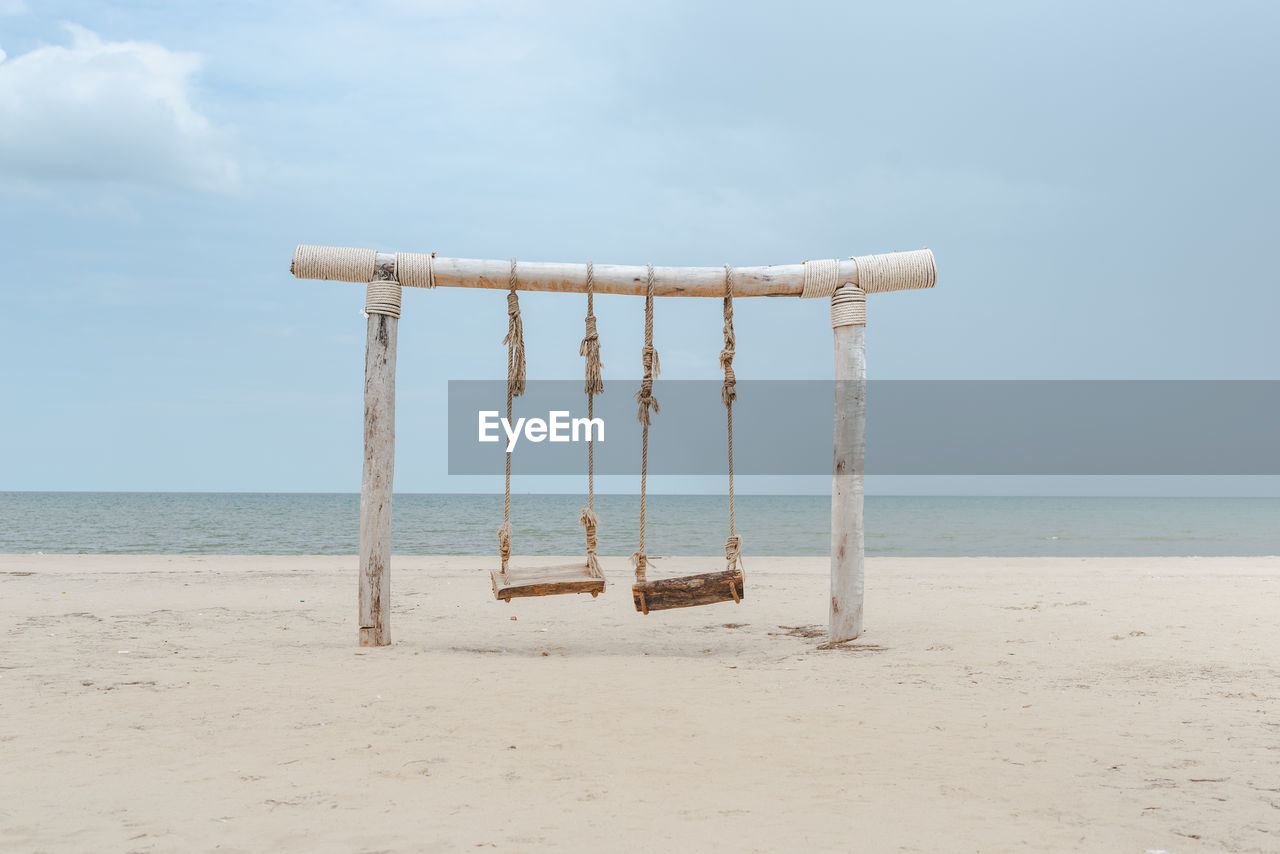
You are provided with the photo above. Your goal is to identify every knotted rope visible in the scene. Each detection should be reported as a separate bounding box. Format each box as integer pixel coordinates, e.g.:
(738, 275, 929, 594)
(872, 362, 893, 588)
(504, 260, 527, 397)
(721, 265, 737, 409)
(800, 258, 842, 298)
(497, 258, 525, 574)
(830, 285, 867, 328)
(721, 265, 742, 575)
(631, 263, 660, 583)
(579, 261, 604, 576)
(635, 264, 661, 426)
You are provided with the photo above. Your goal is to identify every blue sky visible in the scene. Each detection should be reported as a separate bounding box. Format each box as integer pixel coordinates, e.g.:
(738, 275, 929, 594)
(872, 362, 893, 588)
(0, 1, 1277, 494)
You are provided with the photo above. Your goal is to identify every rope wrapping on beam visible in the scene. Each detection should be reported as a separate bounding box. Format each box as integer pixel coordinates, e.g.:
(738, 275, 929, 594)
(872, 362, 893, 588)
(854, 248, 936, 294)
(831, 286, 866, 328)
(801, 258, 842, 298)
(395, 251, 436, 288)
(293, 245, 377, 283)
(365, 280, 402, 318)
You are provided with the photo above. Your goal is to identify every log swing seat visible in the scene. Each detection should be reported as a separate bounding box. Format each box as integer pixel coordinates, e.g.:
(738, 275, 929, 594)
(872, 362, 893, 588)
(631, 264, 746, 614)
(491, 259, 607, 602)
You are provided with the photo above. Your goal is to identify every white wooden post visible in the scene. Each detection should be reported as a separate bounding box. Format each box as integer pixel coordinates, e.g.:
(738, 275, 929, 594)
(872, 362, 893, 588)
(829, 286, 867, 643)
(358, 254, 400, 646)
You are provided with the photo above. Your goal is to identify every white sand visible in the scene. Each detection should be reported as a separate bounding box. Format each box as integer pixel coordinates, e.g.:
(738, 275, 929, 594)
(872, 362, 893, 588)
(2, 554, 1277, 853)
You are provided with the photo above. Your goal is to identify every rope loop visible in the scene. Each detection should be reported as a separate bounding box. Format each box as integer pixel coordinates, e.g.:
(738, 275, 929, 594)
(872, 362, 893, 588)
(497, 520, 512, 574)
(580, 506, 600, 575)
(725, 534, 742, 572)
(631, 551, 648, 584)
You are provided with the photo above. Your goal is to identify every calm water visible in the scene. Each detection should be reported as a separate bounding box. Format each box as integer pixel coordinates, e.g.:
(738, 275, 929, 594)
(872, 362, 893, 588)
(1, 493, 1278, 556)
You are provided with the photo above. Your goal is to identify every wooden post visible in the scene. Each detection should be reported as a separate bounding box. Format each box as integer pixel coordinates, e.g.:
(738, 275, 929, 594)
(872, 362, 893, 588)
(358, 254, 400, 646)
(829, 287, 867, 643)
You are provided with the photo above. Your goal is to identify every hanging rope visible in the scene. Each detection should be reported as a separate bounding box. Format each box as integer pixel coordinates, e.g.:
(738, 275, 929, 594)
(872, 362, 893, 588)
(497, 258, 525, 574)
(579, 261, 604, 576)
(721, 265, 742, 574)
(632, 263, 660, 583)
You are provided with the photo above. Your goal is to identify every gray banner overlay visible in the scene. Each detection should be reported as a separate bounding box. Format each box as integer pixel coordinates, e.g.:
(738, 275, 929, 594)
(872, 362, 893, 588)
(447, 381, 1280, 475)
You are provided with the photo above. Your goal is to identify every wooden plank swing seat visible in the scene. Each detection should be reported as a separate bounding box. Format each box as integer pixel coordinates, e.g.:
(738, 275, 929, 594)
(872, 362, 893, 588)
(492, 562, 606, 602)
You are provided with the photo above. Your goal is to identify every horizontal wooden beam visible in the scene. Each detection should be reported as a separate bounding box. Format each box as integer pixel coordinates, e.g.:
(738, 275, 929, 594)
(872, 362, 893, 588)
(290, 246, 936, 298)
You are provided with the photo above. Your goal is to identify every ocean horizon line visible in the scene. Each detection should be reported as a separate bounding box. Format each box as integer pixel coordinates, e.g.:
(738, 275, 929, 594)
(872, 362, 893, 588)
(4, 490, 1279, 499)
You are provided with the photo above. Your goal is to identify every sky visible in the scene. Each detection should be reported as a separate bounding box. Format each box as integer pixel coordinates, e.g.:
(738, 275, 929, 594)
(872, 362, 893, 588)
(0, 0, 1277, 495)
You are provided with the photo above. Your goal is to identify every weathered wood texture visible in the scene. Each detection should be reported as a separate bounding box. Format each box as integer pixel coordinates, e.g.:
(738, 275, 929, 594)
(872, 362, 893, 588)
(358, 311, 397, 646)
(294, 248, 933, 298)
(633, 568, 745, 614)
(491, 562, 606, 601)
(829, 324, 866, 643)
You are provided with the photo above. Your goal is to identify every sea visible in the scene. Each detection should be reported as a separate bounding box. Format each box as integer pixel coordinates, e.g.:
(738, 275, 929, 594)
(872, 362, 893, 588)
(1, 493, 1277, 557)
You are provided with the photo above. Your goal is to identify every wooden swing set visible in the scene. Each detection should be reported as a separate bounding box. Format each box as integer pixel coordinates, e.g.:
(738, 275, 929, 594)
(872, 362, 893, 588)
(290, 245, 937, 646)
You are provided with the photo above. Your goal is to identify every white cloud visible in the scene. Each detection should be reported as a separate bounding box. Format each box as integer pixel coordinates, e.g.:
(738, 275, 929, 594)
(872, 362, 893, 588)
(0, 24, 237, 192)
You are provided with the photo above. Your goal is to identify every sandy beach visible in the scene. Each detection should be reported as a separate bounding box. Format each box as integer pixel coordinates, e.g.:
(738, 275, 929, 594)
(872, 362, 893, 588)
(2, 554, 1277, 853)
